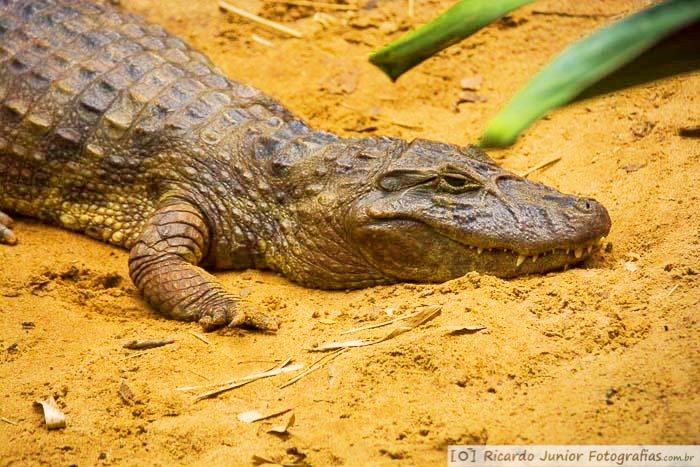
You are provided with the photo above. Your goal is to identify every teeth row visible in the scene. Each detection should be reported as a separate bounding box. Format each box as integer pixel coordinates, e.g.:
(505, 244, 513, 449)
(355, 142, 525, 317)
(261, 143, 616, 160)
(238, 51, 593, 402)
(465, 237, 606, 267)
(514, 237, 605, 267)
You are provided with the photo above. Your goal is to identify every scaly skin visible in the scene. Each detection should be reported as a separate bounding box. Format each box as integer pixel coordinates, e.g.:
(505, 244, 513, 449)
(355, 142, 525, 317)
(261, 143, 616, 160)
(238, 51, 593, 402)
(0, 0, 611, 331)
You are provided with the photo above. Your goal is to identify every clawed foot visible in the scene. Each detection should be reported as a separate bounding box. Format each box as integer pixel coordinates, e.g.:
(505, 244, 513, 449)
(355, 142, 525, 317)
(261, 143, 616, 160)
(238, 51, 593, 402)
(198, 305, 279, 333)
(0, 211, 17, 245)
(128, 199, 280, 334)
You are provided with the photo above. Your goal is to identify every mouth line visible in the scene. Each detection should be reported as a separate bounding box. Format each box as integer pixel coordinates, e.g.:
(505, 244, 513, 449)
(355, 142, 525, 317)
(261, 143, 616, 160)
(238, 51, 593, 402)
(367, 217, 606, 267)
(454, 237, 606, 267)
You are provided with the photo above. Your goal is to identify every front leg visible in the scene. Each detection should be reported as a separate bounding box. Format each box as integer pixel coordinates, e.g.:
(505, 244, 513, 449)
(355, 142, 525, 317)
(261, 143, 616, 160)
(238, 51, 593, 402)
(128, 199, 277, 331)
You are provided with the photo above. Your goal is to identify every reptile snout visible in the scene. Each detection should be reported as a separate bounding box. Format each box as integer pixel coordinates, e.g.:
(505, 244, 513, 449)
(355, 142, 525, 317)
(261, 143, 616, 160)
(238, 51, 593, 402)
(566, 196, 611, 242)
(582, 197, 611, 234)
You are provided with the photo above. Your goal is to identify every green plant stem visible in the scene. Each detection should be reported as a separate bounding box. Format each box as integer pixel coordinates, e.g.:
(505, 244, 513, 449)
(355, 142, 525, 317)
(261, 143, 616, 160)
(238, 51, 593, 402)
(369, 0, 534, 81)
(480, 0, 700, 148)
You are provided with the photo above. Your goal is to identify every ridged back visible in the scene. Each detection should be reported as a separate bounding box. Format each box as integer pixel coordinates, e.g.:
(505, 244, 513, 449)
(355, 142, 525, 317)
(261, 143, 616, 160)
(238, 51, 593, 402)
(0, 0, 294, 178)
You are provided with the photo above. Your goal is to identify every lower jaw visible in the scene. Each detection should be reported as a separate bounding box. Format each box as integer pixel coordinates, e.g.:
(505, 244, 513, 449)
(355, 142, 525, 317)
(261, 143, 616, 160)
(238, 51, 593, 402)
(438, 245, 603, 281)
(445, 236, 606, 278)
(481, 249, 593, 278)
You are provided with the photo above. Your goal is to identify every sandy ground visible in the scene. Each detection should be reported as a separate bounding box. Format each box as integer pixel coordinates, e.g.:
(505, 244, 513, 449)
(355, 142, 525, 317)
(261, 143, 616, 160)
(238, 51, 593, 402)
(1, 0, 699, 465)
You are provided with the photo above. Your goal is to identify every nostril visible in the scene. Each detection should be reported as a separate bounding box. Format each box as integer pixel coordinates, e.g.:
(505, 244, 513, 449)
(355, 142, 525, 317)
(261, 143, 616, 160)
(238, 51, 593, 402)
(574, 198, 595, 213)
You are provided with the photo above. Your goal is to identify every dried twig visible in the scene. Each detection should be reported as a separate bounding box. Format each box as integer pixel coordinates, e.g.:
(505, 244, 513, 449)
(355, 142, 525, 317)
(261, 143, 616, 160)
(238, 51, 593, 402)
(190, 332, 211, 345)
(340, 103, 423, 130)
(340, 308, 423, 335)
(1, 416, 17, 425)
(187, 368, 211, 381)
(276, 357, 293, 369)
(444, 325, 486, 335)
(679, 126, 700, 138)
(193, 381, 252, 402)
(238, 407, 292, 423)
(280, 348, 347, 388)
(179, 362, 302, 391)
(123, 338, 174, 350)
(181, 362, 303, 402)
(519, 156, 562, 178)
(407, 0, 414, 17)
(313, 305, 441, 351)
(219, 1, 303, 38)
(666, 284, 680, 297)
(251, 34, 274, 47)
(263, 0, 357, 10)
(531, 10, 617, 19)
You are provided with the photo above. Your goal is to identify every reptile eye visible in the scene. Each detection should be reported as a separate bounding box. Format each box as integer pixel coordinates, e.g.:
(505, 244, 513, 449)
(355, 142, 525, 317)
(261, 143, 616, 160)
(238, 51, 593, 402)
(438, 173, 480, 193)
(444, 175, 467, 188)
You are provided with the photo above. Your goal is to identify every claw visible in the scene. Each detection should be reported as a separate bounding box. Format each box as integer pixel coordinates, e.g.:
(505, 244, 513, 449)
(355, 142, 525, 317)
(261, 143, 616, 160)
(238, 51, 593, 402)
(199, 304, 278, 333)
(199, 309, 230, 331)
(244, 313, 279, 332)
(0, 211, 13, 227)
(0, 224, 17, 245)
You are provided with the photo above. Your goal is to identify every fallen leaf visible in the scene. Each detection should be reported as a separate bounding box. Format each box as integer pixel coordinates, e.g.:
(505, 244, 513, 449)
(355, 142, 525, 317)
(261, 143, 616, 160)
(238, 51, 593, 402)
(251, 454, 278, 465)
(238, 410, 265, 423)
(379, 21, 397, 34)
(459, 75, 483, 90)
(622, 162, 646, 173)
(238, 408, 292, 424)
(457, 91, 487, 103)
(118, 380, 135, 406)
(445, 325, 486, 335)
(34, 396, 66, 430)
(268, 413, 295, 434)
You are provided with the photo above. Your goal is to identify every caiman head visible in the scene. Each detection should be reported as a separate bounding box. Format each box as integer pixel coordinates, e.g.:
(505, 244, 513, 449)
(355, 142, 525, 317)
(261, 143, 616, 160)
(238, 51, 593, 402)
(259, 135, 611, 289)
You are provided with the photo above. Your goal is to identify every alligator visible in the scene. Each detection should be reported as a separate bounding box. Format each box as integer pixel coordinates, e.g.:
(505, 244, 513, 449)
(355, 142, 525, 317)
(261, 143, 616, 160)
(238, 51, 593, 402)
(0, 0, 611, 331)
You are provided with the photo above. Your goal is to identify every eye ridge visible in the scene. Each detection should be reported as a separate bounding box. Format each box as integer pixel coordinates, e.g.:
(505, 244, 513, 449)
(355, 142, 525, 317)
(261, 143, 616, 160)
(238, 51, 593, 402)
(439, 173, 480, 192)
(378, 170, 438, 191)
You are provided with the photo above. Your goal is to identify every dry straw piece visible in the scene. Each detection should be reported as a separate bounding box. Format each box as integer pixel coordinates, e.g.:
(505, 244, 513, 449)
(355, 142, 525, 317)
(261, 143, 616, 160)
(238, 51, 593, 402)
(313, 305, 442, 351)
(219, 1, 304, 38)
(238, 408, 292, 423)
(519, 156, 562, 178)
(178, 361, 304, 402)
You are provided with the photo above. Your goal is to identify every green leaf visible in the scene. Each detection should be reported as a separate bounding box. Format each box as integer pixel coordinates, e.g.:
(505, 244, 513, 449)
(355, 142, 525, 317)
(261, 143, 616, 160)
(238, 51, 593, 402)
(480, 0, 700, 148)
(369, 0, 534, 81)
